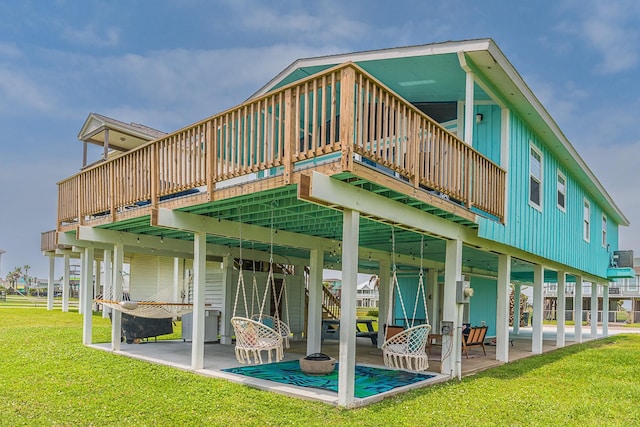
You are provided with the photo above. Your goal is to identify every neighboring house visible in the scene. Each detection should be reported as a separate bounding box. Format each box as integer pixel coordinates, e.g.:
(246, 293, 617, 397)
(544, 256, 640, 324)
(356, 277, 379, 308)
(42, 39, 632, 407)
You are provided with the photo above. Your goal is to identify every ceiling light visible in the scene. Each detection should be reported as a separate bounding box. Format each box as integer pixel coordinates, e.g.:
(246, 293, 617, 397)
(398, 79, 435, 87)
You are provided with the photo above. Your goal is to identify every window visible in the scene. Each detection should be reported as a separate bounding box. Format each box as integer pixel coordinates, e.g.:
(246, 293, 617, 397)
(557, 171, 566, 211)
(602, 214, 607, 247)
(529, 145, 542, 209)
(583, 199, 591, 242)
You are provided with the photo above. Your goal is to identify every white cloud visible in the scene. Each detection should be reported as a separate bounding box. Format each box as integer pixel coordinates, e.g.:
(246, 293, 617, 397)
(0, 67, 57, 114)
(61, 24, 120, 47)
(559, 0, 640, 74)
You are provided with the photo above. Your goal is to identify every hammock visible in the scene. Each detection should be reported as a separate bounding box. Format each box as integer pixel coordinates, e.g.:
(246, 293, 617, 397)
(94, 287, 192, 319)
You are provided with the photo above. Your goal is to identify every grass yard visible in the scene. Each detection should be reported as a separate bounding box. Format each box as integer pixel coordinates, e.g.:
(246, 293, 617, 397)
(1, 309, 640, 426)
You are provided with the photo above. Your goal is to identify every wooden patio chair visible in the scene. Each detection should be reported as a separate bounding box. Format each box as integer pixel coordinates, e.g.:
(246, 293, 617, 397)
(462, 325, 488, 359)
(381, 324, 431, 371)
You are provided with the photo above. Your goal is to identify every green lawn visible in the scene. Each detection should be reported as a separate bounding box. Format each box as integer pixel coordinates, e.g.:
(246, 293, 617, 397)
(1, 309, 640, 426)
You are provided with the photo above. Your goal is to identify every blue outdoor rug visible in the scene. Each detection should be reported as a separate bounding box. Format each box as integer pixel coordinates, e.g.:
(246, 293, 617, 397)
(223, 360, 436, 398)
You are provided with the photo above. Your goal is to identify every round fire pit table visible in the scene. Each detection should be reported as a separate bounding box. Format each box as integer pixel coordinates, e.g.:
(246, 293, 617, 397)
(299, 353, 336, 375)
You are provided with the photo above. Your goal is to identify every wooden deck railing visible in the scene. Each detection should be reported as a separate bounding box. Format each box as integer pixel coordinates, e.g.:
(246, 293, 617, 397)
(40, 230, 57, 252)
(57, 62, 505, 228)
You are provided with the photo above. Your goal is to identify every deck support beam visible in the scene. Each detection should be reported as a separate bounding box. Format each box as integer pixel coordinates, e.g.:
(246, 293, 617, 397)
(591, 282, 598, 338)
(47, 254, 55, 311)
(557, 271, 566, 348)
(191, 230, 207, 370)
(496, 254, 510, 362)
(103, 249, 112, 319)
(82, 246, 94, 345)
(111, 243, 123, 351)
(574, 276, 583, 343)
(62, 253, 70, 312)
(307, 249, 323, 355)
(338, 209, 359, 408)
(602, 283, 609, 337)
(442, 238, 463, 379)
(532, 264, 544, 354)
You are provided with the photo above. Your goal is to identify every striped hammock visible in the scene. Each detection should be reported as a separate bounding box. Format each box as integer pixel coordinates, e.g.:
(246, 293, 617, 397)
(94, 288, 192, 319)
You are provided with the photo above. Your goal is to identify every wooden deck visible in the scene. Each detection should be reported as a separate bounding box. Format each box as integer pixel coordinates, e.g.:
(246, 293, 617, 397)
(53, 63, 505, 240)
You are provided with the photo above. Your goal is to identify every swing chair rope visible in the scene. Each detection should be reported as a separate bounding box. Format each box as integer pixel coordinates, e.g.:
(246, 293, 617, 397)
(232, 207, 249, 318)
(389, 226, 430, 329)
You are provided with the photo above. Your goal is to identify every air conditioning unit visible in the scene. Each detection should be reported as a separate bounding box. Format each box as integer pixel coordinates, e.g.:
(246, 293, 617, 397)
(613, 250, 634, 268)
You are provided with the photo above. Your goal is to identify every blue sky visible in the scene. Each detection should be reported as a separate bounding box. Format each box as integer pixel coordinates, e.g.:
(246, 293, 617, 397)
(1, 0, 639, 278)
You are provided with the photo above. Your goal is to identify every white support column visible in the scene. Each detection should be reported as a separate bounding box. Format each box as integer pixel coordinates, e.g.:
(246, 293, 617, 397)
(111, 244, 123, 351)
(442, 238, 462, 378)
(307, 249, 323, 355)
(557, 271, 566, 348)
(102, 249, 112, 319)
(47, 255, 55, 311)
(532, 264, 544, 354)
(428, 268, 439, 334)
(496, 254, 511, 362)
(191, 231, 207, 370)
(574, 276, 583, 343)
(591, 282, 598, 338)
(338, 209, 359, 408)
(93, 260, 100, 312)
(513, 283, 521, 334)
(173, 258, 182, 304)
(377, 259, 391, 349)
(62, 254, 70, 312)
(82, 247, 94, 345)
(602, 283, 609, 337)
(463, 71, 475, 146)
(78, 251, 84, 315)
(220, 255, 234, 345)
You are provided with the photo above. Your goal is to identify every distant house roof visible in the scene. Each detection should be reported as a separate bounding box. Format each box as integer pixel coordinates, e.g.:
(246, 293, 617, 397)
(78, 112, 166, 152)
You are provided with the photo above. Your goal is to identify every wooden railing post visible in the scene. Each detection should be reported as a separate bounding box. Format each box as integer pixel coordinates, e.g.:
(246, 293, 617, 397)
(283, 88, 296, 184)
(77, 175, 84, 226)
(465, 149, 472, 209)
(206, 119, 215, 201)
(410, 114, 420, 189)
(109, 163, 116, 223)
(340, 66, 356, 172)
(150, 144, 159, 208)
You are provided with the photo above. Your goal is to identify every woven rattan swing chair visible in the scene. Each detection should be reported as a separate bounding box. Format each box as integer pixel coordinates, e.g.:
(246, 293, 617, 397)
(229, 209, 289, 364)
(381, 228, 432, 372)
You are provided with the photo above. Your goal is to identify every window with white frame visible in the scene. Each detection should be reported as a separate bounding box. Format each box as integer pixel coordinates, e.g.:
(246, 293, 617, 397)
(630, 275, 639, 291)
(557, 171, 566, 211)
(529, 145, 542, 209)
(583, 199, 591, 242)
(602, 214, 607, 247)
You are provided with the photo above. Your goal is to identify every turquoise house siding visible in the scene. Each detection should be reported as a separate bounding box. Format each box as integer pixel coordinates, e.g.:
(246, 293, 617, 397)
(472, 104, 502, 164)
(469, 277, 497, 336)
(477, 113, 616, 279)
(392, 275, 428, 327)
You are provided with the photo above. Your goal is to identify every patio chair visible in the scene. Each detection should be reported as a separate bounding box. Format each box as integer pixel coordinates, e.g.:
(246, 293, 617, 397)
(381, 324, 431, 371)
(462, 325, 488, 358)
(251, 314, 291, 348)
(231, 317, 283, 364)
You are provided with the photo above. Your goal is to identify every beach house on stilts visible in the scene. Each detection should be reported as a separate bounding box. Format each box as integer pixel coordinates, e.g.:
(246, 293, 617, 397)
(42, 39, 632, 407)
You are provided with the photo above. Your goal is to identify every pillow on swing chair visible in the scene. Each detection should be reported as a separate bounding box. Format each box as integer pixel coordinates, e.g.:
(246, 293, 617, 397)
(120, 301, 139, 310)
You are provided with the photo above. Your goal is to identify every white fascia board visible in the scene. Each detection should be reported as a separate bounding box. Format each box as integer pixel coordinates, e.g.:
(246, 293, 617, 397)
(485, 42, 629, 226)
(249, 39, 492, 100)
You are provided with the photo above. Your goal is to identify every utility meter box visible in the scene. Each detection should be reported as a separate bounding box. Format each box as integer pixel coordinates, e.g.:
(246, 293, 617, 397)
(456, 280, 473, 304)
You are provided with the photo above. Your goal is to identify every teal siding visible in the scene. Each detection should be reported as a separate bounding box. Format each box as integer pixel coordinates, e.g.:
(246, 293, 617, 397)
(478, 113, 617, 279)
(392, 275, 428, 326)
(469, 277, 497, 336)
(472, 104, 501, 164)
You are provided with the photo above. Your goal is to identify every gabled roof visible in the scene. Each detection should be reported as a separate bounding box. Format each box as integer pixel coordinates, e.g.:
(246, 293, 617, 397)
(78, 113, 166, 152)
(250, 39, 628, 226)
